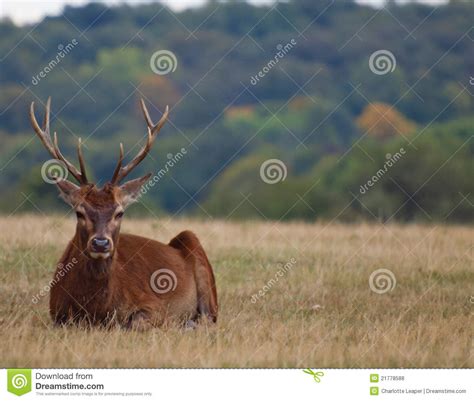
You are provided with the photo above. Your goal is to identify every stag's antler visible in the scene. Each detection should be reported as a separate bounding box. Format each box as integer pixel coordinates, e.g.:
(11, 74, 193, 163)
(30, 97, 88, 184)
(110, 99, 169, 184)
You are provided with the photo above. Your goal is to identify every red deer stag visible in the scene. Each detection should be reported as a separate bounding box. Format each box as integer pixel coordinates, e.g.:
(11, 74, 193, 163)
(30, 97, 218, 329)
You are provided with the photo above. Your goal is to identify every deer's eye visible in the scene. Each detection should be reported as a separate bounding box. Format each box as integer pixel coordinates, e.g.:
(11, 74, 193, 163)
(115, 211, 124, 219)
(76, 211, 85, 220)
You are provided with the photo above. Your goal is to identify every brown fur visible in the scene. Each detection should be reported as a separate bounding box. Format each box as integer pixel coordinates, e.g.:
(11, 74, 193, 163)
(49, 187, 218, 328)
(30, 97, 217, 329)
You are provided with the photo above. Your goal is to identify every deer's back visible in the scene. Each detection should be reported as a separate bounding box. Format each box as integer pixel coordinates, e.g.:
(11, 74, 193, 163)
(110, 232, 198, 321)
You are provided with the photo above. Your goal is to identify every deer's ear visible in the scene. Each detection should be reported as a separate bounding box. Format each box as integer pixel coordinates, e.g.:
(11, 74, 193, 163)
(119, 173, 151, 208)
(56, 179, 81, 206)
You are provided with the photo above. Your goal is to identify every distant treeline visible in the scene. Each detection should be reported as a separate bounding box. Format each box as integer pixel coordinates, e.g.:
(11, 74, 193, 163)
(0, 0, 472, 222)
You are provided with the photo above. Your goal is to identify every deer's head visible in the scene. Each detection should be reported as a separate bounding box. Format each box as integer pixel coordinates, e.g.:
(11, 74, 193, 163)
(30, 97, 168, 260)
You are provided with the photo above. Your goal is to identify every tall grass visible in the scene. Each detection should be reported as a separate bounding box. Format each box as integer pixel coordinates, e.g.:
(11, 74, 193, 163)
(0, 215, 472, 367)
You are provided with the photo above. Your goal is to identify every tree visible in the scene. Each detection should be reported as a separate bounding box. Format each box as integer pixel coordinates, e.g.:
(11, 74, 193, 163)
(356, 103, 417, 139)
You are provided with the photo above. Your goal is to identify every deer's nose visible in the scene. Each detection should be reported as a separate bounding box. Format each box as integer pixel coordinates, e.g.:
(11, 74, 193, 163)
(91, 237, 111, 252)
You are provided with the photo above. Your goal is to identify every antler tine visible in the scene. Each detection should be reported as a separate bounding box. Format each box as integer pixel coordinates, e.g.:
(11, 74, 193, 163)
(30, 97, 89, 185)
(53, 132, 87, 184)
(44, 96, 51, 132)
(77, 138, 88, 184)
(110, 99, 169, 184)
(140, 98, 154, 129)
(110, 143, 124, 184)
(140, 98, 169, 136)
(30, 97, 57, 159)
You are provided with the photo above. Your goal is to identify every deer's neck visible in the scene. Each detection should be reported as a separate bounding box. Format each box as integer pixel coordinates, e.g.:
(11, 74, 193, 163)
(70, 232, 115, 281)
(85, 257, 114, 278)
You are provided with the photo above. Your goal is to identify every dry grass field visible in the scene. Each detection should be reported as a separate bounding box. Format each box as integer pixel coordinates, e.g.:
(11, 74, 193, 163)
(0, 215, 472, 368)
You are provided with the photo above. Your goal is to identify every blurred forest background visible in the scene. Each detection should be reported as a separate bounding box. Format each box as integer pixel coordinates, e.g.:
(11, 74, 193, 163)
(0, 0, 472, 222)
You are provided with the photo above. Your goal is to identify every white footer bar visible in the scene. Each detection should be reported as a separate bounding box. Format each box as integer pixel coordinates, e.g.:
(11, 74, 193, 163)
(1, 369, 472, 400)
